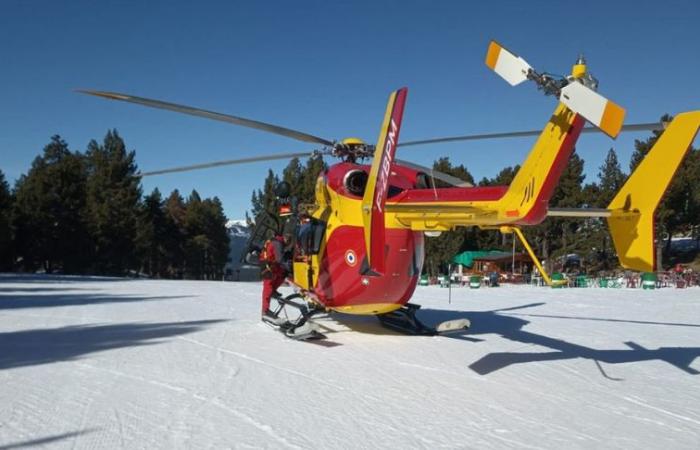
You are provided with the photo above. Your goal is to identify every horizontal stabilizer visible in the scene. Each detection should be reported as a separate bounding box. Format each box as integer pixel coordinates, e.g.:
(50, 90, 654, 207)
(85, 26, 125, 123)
(485, 41, 532, 86)
(547, 208, 611, 218)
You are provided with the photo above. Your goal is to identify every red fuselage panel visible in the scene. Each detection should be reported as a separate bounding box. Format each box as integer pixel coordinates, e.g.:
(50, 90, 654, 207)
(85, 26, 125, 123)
(316, 225, 423, 309)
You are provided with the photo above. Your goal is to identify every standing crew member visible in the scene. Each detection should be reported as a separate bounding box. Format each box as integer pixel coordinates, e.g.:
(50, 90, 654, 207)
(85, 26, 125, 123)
(260, 233, 288, 317)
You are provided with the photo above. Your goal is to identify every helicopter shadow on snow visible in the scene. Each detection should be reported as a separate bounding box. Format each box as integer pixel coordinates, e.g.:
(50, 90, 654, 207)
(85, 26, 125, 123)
(327, 302, 700, 378)
(420, 302, 700, 378)
(318, 303, 542, 338)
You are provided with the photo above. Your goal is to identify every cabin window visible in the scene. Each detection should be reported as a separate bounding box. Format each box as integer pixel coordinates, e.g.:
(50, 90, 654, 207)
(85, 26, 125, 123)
(388, 185, 404, 198)
(297, 218, 326, 255)
(415, 173, 434, 189)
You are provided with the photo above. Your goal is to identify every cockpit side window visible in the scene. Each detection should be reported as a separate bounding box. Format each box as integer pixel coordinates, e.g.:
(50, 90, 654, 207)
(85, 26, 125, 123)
(297, 218, 327, 255)
(415, 173, 434, 189)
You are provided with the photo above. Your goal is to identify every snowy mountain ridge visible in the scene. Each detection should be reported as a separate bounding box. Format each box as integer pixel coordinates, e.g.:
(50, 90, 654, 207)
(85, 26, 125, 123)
(226, 219, 250, 237)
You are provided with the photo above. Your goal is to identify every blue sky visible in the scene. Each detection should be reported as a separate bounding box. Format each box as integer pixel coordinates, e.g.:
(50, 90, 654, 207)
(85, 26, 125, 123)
(2, 0, 699, 219)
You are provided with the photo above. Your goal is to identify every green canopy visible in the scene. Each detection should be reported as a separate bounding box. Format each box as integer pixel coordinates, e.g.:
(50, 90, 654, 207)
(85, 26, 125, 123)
(452, 250, 496, 268)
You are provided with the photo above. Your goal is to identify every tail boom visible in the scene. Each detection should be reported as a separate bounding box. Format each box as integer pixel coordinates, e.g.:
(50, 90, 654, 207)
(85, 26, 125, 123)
(500, 103, 585, 225)
(384, 104, 586, 231)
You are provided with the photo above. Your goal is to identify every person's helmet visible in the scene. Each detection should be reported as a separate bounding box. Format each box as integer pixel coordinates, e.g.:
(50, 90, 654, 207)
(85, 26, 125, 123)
(274, 181, 291, 199)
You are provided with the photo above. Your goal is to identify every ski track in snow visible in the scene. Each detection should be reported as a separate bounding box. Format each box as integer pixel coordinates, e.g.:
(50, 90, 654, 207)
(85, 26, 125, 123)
(74, 358, 301, 449)
(1, 276, 700, 449)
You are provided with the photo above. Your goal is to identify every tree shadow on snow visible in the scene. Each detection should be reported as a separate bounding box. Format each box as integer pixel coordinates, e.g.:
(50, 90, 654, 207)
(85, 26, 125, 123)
(0, 320, 225, 370)
(0, 273, 132, 284)
(417, 303, 700, 377)
(0, 429, 98, 450)
(0, 286, 95, 293)
(0, 291, 190, 310)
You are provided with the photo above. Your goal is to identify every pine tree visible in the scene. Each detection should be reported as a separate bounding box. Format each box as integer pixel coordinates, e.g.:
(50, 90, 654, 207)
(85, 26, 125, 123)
(478, 165, 519, 187)
(477, 165, 520, 248)
(282, 157, 304, 199)
(182, 191, 229, 279)
(0, 170, 13, 270)
(423, 157, 476, 275)
(250, 170, 279, 219)
(12, 136, 91, 273)
(136, 188, 168, 277)
(299, 155, 326, 208)
(597, 148, 626, 207)
(522, 152, 586, 273)
(433, 157, 475, 186)
(163, 189, 187, 278)
(202, 197, 230, 279)
(183, 190, 205, 279)
(85, 130, 142, 275)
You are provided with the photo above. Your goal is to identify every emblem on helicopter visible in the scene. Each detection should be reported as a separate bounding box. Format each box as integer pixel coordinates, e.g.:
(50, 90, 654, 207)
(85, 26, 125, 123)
(345, 249, 357, 267)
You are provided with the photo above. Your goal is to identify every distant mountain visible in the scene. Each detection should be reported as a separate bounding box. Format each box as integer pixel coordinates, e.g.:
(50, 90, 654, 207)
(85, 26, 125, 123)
(226, 219, 250, 238)
(225, 219, 259, 281)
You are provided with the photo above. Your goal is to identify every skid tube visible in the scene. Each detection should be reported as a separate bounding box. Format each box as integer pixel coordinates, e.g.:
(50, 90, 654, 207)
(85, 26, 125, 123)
(378, 303, 437, 336)
(263, 292, 327, 339)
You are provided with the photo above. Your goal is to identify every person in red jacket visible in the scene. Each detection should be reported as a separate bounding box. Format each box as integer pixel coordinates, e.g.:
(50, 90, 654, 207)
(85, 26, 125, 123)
(260, 233, 289, 317)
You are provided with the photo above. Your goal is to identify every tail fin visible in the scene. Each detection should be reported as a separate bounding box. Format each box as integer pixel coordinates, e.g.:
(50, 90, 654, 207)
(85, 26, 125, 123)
(607, 111, 700, 272)
(497, 103, 585, 225)
(361, 87, 408, 275)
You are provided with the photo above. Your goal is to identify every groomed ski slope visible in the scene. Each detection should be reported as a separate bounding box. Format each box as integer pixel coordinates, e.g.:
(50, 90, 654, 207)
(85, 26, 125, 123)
(1, 274, 699, 449)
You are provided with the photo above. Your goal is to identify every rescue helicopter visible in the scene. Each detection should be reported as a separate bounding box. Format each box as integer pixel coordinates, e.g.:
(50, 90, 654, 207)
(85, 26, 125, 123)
(79, 41, 700, 340)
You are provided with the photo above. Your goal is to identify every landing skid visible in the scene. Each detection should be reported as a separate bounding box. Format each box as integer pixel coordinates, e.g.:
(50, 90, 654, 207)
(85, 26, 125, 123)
(378, 303, 470, 336)
(263, 293, 327, 340)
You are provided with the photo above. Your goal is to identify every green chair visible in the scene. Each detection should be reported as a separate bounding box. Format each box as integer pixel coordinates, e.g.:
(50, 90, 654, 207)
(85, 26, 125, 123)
(641, 272, 656, 290)
(469, 275, 481, 289)
(551, 272, 567, 288)
(575, 275, 587, 288)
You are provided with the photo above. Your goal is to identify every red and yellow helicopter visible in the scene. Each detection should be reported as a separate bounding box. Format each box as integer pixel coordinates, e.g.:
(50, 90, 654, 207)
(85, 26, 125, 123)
(80, 41, 700, 340)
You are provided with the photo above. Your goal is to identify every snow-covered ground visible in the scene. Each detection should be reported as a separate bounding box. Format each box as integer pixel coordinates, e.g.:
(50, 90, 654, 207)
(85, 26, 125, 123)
(1, 275, 699, 449)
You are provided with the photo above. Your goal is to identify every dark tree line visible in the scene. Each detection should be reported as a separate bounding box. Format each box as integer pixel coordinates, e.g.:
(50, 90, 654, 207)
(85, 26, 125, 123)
(248, 120, 699, 275)
(1, 131, 229, 279)
(249, 155, 327, 220)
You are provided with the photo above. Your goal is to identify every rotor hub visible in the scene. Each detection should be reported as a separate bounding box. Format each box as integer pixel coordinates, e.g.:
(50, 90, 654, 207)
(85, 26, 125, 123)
(330, 138, 375, 163)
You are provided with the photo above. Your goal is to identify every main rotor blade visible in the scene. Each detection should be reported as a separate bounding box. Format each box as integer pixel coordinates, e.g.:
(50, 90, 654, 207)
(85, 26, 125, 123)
(395, 159, 473, 187)
(398, 122, 667, 149)
(77, 89, 335, 146)
(139, 151, 316, 177)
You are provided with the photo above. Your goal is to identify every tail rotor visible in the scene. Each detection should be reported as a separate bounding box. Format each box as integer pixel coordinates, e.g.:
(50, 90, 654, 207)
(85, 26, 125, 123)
(486, 41, 625, 138)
